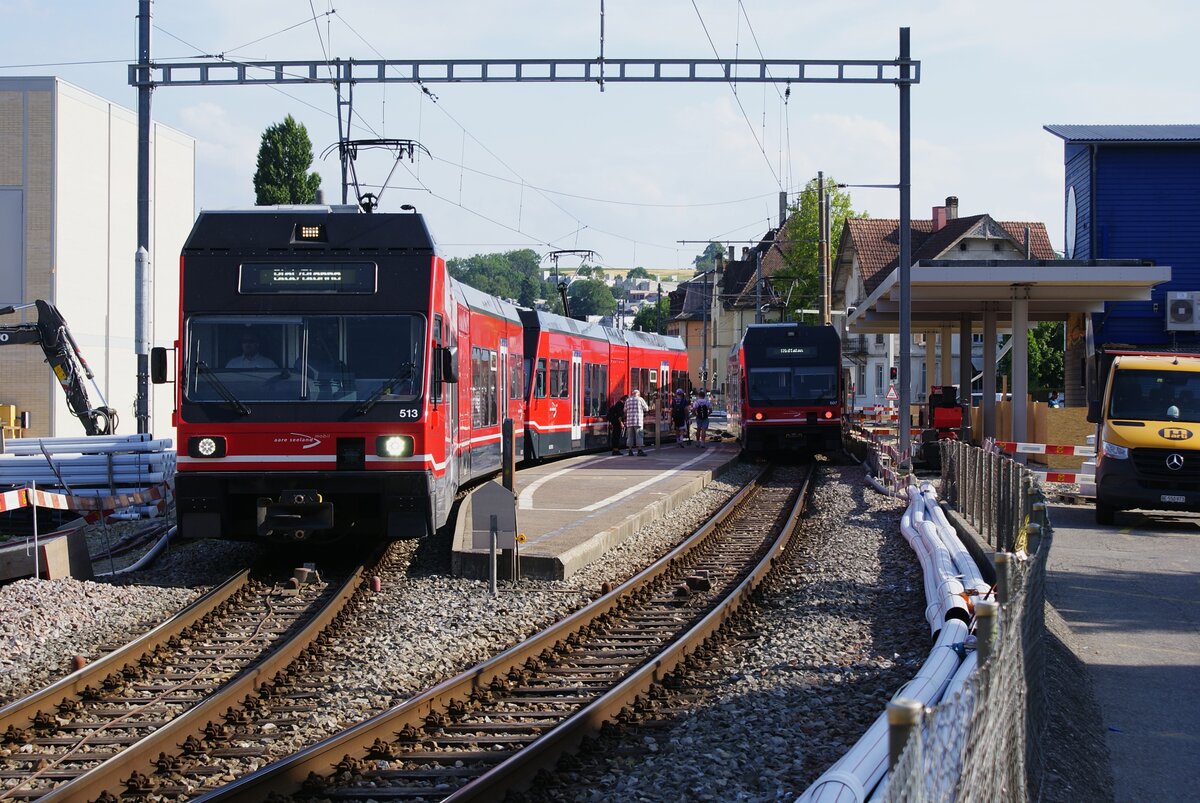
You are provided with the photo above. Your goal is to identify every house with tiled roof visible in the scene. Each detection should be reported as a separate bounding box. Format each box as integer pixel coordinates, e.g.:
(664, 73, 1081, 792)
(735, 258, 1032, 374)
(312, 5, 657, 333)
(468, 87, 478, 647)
(833, 197, 1056, 407)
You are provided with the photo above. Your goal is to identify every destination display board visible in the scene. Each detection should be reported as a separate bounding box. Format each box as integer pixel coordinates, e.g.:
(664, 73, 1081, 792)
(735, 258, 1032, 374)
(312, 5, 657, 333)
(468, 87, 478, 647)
(766, 345, 818, 358)
(238, 262, 378, 294)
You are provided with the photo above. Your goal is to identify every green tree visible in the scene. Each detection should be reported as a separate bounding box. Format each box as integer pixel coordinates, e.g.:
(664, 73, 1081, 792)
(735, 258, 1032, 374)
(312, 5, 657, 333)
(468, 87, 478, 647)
(253, 115, 322, 205)
(566, 279, 616, 318)
(773, 177, 860, 322)
(692, 242, 726, 274)
(448, 249, 551, 304)
(575, 265, 593, 277)
(633, 297, 670, 333)
(998, 322, 1064, 397)
(626, 266, 652, 280)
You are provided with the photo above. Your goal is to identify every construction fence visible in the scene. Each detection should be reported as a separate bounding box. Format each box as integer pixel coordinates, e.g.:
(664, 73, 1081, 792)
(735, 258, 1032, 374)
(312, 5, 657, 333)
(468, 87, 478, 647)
(881, 438, 1051, 802)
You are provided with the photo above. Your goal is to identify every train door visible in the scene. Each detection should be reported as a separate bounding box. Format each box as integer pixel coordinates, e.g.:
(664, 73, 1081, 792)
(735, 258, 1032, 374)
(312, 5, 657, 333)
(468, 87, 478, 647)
(571, 351, 582, 444)
(499, 339, 510, 423)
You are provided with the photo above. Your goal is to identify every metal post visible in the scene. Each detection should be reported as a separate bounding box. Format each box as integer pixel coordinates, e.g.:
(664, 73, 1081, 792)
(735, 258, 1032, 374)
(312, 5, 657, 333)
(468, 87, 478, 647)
(29, 481, 39, 581)
(887, 698, 924, 769)
(489, 514, 498, 597)
(898, 27, 913, 463)
(754, 249, 763, 324)
(818, 171, 828, 326)
(976, 600, 999, 664)
(702, 269, 710, 392)
(502, 418, 515, 491)
(135, 0, 153, 435)
(135, 247, 150, 434)
(994, 551, 1011, 604)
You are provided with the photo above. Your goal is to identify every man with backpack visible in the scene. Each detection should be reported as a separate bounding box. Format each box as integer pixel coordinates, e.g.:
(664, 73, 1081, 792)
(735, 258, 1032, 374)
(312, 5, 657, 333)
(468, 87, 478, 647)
(692, 389, 713, 448)
(670, 388, 691, 446)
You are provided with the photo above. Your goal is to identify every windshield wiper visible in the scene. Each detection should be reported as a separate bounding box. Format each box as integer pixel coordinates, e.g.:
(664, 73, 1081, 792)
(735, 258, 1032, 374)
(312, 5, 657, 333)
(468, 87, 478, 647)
(355, 362, 415, 416)
(197, 361, 251, 416)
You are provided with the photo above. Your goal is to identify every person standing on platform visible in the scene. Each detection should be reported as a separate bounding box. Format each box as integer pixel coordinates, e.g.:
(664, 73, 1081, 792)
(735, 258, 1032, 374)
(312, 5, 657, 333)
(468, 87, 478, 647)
(671, 388, 691, 447)
(607, 394, 627, 456)
(624, 389, 649, 456)
(692, 389, 713, 448)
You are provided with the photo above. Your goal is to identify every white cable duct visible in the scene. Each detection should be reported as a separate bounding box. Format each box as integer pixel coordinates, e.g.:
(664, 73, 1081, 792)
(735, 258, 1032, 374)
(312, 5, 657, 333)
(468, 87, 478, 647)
(94, 526, 176, 577)
(918, 482, 991, 595)
(796, 485, 972, 803)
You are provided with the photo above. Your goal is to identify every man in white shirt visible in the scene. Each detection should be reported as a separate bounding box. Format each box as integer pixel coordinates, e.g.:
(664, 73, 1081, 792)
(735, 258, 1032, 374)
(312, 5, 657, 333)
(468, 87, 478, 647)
(226, 333, 278, 369)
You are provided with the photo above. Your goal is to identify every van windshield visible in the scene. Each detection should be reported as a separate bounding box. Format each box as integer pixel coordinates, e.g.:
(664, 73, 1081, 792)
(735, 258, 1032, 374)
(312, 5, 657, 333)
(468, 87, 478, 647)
(1109, 369, 1200, 423)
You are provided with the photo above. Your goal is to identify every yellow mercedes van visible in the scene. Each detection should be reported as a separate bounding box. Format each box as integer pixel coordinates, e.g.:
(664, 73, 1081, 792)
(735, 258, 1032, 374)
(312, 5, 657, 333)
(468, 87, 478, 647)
(1089, 353, 1200, 524)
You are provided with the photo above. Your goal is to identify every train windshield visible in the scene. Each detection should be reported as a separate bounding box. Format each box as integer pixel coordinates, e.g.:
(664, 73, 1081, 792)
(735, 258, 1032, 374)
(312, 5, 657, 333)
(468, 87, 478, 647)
(183, 314, 425, 403)
(748, 366, 838, 406)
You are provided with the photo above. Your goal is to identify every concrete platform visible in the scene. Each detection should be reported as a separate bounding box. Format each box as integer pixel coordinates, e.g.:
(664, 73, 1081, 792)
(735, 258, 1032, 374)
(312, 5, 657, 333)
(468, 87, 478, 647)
(451, 440, 740, 580)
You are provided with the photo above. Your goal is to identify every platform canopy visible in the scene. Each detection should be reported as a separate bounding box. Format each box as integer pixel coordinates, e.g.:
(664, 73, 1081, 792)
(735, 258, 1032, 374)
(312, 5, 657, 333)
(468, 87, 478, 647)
(844, 257, 1169, 446)
(845, 259, 1169, 333)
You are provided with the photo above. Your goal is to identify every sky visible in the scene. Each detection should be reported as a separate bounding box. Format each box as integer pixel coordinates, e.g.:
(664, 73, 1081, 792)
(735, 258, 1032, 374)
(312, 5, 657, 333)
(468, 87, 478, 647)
(1, 0, 1197, 274)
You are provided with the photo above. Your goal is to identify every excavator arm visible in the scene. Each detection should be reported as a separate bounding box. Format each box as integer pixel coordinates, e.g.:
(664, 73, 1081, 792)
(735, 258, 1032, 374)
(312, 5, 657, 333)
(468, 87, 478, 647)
(0, 300, 118, 435)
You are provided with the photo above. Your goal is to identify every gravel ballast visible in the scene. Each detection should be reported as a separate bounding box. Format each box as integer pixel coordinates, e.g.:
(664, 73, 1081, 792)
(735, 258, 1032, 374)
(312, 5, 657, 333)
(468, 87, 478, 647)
(0, 461, 1111, 802)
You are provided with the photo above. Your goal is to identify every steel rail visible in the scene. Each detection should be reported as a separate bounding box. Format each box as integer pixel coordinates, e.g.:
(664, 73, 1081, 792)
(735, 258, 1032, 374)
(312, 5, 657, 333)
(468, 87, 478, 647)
(447, 465, 813, 801)
(196, 463, 811, 802)
(36, 554, 375, 803)
(0, 568, 250, 736)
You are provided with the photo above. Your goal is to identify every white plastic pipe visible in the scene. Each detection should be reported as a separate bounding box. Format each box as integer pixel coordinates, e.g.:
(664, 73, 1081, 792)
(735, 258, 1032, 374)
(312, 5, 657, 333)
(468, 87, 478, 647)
(94, 525, 176, 576)
(797, 480, 986, 803)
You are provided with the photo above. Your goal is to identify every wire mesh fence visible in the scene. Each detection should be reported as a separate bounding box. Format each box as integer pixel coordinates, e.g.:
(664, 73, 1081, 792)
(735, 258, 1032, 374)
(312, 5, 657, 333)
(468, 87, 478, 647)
(881, 439, 1051, 802)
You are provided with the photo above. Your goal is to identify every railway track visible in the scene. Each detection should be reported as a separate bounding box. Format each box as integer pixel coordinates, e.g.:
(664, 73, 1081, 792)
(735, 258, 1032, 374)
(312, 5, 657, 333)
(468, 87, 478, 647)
(195, 462, 814, 802)
(0, 554, 373, 802)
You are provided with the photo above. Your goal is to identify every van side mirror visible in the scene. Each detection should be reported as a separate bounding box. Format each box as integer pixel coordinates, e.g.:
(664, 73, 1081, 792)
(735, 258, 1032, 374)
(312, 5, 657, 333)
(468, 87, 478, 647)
(440, 347, 459, 384)
(150, 346, 169, 384)
(1086, 399, 1100, 424)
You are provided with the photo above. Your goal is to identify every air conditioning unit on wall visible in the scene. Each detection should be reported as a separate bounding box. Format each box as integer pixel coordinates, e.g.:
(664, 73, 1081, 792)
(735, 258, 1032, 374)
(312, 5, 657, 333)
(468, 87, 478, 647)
(1165, 291, 1200, 332)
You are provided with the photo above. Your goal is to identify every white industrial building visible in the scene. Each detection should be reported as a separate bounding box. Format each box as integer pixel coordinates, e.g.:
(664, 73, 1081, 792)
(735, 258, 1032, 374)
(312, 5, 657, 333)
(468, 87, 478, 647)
(0, 77, 194, 440)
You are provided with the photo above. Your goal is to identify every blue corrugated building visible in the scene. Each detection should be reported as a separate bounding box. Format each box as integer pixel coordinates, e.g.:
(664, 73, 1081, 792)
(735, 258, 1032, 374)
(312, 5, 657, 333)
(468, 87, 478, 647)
(1045, 124, 1200, 349)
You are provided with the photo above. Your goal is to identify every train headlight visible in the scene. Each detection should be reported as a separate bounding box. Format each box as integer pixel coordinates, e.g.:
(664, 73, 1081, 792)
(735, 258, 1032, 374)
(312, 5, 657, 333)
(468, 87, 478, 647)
(824, 411, 833, 419)
(754, 412, 763, 421)
(376, 435, 415, 458)
(188, 436, 226, 458)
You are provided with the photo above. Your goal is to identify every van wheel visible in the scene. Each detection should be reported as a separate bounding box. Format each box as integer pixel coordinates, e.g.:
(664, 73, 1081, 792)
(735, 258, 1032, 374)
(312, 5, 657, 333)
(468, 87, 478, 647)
(1095, 501, 1116, 526)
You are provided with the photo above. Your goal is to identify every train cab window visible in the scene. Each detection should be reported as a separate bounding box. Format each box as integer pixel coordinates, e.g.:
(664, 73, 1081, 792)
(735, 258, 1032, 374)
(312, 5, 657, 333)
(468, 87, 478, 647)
(431, 315, 444, 403)
(534, 358, 547, 399)
(183, 314, 424, 406)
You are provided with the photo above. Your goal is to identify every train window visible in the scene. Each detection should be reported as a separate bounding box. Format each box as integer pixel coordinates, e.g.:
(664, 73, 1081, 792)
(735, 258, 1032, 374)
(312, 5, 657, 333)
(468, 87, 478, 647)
(534, 359, 547, 399)
(431, 315, 444, 403)
(183, 314, 424, 405)
(471, 346, 498, 428)
(510, 358, 523, 401)
(550, 359, 569, 399)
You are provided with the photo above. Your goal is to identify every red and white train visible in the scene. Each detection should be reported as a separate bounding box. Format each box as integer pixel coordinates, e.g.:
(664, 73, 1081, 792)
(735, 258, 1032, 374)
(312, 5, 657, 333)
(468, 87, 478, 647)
(152, 206, 687, 542)
(726, 322, 845, 455)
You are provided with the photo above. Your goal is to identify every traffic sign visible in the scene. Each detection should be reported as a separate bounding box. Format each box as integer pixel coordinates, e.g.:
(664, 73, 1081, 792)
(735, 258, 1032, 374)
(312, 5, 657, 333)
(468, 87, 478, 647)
(885, 383, 898, 401)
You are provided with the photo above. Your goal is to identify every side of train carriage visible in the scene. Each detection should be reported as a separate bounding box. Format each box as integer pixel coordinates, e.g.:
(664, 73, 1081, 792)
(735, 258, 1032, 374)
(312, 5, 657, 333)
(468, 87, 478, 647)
(726, 322, 845, 454)
(519, 311, 690, 459)
(152, 206, 686, 543)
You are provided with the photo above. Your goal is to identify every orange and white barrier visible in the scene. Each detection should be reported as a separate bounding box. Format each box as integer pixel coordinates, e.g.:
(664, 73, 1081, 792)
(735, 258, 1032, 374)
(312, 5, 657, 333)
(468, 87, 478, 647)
(990, 440, 1095, 457)
(0, 483, 171, 517)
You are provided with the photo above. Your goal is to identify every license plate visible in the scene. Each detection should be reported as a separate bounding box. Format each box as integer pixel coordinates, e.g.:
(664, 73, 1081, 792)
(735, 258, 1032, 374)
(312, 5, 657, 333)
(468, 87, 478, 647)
(1161, 494, 1186, 504)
